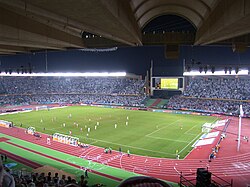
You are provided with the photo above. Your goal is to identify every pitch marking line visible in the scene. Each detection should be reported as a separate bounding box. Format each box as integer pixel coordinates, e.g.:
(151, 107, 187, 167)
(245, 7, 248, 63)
(184, 125, 198, 135)
(46, 126, 64, 131)
(89, 140, 98, 145)
(83, 137, 176, 156)
(145, 135, 190, 143)
(145, 119, 182, 137)
(179, 132, 203, 154)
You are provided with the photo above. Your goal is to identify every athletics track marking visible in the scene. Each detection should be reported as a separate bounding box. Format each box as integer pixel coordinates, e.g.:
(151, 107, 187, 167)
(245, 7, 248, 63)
(82, 137, 176, 156)
(3, 126, 250, 183)
(28, 122, 178, 156)
(43, 119, 191, 156)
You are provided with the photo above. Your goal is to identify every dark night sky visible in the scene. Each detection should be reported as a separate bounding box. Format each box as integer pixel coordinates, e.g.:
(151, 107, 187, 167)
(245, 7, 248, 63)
(0, 45, 249, 76)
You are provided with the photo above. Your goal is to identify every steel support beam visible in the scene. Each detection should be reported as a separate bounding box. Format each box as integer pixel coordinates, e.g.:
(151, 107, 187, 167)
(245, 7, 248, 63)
(100, 0, 142, 46)
(0, 0, 139, 46)
(195, 0, 250, 45)
(0, 45, 30, 53)
(0, 6, 85, 48)
(0, 36, 64, 50)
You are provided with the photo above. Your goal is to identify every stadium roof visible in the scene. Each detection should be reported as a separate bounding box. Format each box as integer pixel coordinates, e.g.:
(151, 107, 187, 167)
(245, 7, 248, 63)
(0, 0, 250, 54)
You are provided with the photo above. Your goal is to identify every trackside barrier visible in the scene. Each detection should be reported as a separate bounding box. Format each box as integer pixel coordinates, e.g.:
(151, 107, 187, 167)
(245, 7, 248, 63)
(179, 168, 233, 187)
(1, 103, 212, 117)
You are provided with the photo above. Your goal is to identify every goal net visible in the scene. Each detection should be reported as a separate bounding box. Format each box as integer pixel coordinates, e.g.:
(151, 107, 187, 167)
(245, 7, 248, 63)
(35, 105, 48, 111)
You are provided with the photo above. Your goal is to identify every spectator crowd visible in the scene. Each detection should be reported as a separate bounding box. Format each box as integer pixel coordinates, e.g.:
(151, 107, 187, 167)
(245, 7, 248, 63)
(1, 75, 249, 116)
(183, 77, 250, 100)
(0, 76, 146, 107)
(167, 76, 250, 116)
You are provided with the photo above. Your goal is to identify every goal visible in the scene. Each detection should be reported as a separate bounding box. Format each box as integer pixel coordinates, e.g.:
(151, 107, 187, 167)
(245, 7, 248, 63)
(35, 105, 48, 111)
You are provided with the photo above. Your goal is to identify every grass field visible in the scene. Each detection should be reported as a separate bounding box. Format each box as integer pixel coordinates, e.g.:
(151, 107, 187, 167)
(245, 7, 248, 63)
(3, 158, 33, 172)
(1, 106, 217, 158)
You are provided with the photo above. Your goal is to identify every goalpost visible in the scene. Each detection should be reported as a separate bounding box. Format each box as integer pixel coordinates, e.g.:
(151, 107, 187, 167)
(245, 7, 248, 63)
(35, 105, 48, 111)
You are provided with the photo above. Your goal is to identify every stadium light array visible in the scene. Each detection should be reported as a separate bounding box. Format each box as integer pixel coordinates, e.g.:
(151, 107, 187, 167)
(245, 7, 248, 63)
(0, 72, 127, 77)
(183, 70, 248, 76)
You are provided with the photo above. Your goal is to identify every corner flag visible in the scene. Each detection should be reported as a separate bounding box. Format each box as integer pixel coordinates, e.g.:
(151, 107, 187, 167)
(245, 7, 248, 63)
(238, 105, 244, 152)
(240, 105, 244, 117)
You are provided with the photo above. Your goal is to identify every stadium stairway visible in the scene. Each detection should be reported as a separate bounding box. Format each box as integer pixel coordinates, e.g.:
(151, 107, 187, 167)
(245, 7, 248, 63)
(155, 99, 168, 108)
(142, 98, 156, 107)
(149, 99, 162, 108)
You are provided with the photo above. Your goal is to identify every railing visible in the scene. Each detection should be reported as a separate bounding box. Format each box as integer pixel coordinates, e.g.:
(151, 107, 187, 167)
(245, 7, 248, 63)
(179, 169, 233, 187)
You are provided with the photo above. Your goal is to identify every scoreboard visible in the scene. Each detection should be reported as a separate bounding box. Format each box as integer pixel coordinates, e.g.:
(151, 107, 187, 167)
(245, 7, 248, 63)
(150, 77, 184, 98)
(160, 78, 178, 89)
(152, 77, 183, 90)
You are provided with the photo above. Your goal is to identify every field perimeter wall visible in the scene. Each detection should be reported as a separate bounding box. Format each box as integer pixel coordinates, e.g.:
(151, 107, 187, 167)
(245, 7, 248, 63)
(0, 103, 227, 118)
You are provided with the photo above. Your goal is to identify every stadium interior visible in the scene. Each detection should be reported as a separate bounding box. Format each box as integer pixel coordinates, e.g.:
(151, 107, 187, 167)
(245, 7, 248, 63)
(0, 1, 250, 187)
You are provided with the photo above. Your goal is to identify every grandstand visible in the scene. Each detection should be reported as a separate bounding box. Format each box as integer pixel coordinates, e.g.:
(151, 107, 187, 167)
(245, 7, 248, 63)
(0, 73, 250, 187)
(1, 0, 250, 186)
(0, 76, 146, 107)
(167, 76, 250, 117)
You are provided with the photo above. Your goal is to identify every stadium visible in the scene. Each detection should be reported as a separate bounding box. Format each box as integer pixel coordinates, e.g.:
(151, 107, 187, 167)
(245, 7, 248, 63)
(0, 1, 250, 187)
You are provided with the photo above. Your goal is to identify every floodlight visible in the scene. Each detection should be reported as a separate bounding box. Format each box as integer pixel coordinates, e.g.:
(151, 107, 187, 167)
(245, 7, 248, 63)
(204, 66, 208, 74)
(211, 66, 215, 74)
(224, 67, 228, 74)
(0, 72, 127, 77)
(199, 66, 203, 73)
(235, 67, 239, 74)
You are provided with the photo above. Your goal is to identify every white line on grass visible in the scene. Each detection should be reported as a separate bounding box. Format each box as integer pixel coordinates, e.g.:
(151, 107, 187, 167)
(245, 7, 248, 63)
(178, 132, 203, 154)
(89, 140, 98, 145)
(145, 119, 182, 137)
(83, 137, 176, 156)
(146, 135, 190, 143)
(184, 125, 198, 135)
(48, 126, 64, 131)
(34, 126, 64, 132)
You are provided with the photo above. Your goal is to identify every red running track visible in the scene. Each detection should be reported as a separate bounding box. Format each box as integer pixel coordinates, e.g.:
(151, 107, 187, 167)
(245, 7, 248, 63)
(1, 116, 250, 187)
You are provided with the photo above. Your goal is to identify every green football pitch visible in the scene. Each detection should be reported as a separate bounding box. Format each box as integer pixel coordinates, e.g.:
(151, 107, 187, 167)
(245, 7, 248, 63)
(1, 106, 217, 158)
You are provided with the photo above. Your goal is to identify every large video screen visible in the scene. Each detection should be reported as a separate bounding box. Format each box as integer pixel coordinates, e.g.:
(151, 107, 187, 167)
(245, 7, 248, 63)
(161, 78, 178, 89)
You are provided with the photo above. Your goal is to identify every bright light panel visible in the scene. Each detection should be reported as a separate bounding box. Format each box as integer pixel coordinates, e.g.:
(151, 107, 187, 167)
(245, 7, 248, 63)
(0, 72, 127, 77)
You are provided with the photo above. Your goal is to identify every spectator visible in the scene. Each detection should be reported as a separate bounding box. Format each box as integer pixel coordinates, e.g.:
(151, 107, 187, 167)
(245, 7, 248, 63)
(0, 159, 15, 187)
(166, 76, 250, 117)
(53, 172, 59, 186)
(58, 175, 66, 186)
(0, 76, 146, 107)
